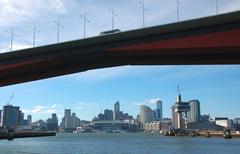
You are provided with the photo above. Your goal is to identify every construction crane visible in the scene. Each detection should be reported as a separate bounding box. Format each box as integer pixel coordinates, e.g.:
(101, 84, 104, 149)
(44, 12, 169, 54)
(6, 92, 15, 105)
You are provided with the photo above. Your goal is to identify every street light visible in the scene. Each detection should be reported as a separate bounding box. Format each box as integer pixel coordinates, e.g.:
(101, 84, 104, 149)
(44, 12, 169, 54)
(28, 22, 40, 47)
(216, 0, 219, 15)
(80, 12, 90, 38)
(5, 27, 20, 51)
(139, 0, 147, 28)
(177, 0, 180, 22)
(108, 6, 118, 30)
(53, 16, 64, 43)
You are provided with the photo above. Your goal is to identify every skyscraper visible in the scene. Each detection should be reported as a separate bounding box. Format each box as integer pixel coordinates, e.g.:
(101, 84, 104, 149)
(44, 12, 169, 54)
(113, 101, 120, 120)
(64, 109, 71, 117)
(140, 105, 153, 129)
(154, 100, 163, 120)
(52, 113, 58, 123)
(104, 109, 113, 120)
(61, 109, 80, 131)
(18, 110, 24, 126)
(47, 113, 58, 131)
(72, 113, 80, 128)
(3, 105, 20, 128)
(27, 115, 32, 125)
(0, 110, 2, 126)
(188, 100, 201, 123)
(63, 109, 72, 129)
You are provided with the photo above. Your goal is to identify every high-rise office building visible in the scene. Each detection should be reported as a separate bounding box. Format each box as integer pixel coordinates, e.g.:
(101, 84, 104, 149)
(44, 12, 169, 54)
(61, 109, 80, 130)
(140, 105, 153, 129)
(52, 113, 58, 124)
(113, 101, 120, 120)
(47, 113, 58, 131)
(188, 100, 201, 123)
(2, 105, 20, 128)
(63, 109, 72, 129)
(72, 113, 80, 128)
(19, 110, 24, 126)
(154, 100, 163, 120)
(104, 109, 113, 120)
(64, 109, 71, 117)
(27, 115, 32, 125)
(0, 110, 2, 126)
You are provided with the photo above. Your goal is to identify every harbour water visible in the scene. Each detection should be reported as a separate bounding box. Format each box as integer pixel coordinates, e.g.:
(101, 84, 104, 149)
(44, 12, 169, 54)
(0, 133, 240, 154)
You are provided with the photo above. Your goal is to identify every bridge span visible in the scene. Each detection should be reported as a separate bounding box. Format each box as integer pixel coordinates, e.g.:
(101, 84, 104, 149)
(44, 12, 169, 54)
(0, 11, 240, 87)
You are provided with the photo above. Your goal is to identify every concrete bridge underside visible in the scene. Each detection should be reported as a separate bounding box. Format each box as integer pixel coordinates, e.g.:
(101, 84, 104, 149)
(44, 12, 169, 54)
(0, 11, 240, 87)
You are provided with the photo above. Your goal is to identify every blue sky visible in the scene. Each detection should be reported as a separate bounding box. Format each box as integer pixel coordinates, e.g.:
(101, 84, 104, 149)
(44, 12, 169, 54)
(0, 0, 240, 121)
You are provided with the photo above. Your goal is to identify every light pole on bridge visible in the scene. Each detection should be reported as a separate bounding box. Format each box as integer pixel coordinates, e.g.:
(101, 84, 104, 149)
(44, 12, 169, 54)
(53, 16, 64, 43)
(177, 0, 180, 22)
(108, 6, 118, 30)
(139, 0, 147, 28)
(80, 12, 90, 38)
(29, 22, 40, 47)
(5, 27, 20, 51)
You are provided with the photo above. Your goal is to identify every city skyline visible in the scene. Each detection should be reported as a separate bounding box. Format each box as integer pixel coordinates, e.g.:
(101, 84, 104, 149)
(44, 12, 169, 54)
(0, 1, 240, 121)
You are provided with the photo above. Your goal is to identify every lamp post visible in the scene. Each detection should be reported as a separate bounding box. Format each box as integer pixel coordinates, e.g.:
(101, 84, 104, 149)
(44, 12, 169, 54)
(80, 12, 90, 38)
(216, 0, 219, 15)
(108, 6, 117, 30)
(29, 23, 40, 47)
(177, 0, 180, 22)
(53, 16, 64, 43)
(5, 28, 19, 51)
(139, 0, 147, 28)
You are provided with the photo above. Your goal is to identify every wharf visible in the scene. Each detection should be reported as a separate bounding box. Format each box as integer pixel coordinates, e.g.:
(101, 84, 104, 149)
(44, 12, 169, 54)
(198, 132, 240, 138)
(0, 131, 56, 140)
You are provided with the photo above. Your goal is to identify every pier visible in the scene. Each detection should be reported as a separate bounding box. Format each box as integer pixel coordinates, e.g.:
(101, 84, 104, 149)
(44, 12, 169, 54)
(0, 131, 56, 140)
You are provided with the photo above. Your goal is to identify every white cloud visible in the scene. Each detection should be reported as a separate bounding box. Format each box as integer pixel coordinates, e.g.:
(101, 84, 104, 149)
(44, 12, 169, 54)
(133, 98, 161, 106)
(0, 42, 32, 53)
(0, 0, 67, 28)
(23, 104, 63, 115)
(76, 102, 97, 110)
(221, 0, 240, 13)
(149, 98, 161, 104)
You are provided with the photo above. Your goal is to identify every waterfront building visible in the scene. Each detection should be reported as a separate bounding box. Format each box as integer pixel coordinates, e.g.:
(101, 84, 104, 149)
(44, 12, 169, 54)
(161, 118, 172, 130)
(113, 101, 120, 120)
(171, 87, 190, 129)
(144, 121, 161, 131)
(140, 105, 153, 129)
(104, 109, 113, 120)
(234, 118, 240, 125)
(154, 100, 163, 121)
(215, 117, 232, 129)
(2, 105, 20, 128)
(91, 120, 130, 131)
(65, 109, 71, 117)
(97, 113, 105, 121)
(63, 109, 73, 129)
(201, 114, 211, 122)
(27, 115, 32, 125)
(19, 110, 24, 126)
(187, 100, 201, 123)
(32, 119, 47, 130)
(47, 113, 58, 131)
(0, 110, 2, 126)
(187, 121, 225, 131)
(60, 109, 81, 131)
(72, 113, 80, 128)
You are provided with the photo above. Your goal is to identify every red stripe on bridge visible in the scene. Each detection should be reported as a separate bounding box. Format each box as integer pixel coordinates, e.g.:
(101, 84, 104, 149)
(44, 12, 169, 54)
(108, 29, 240, 51)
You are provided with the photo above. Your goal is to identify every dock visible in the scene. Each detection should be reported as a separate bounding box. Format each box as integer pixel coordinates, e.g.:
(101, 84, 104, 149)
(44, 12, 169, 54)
(0, 131, 56, 140)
